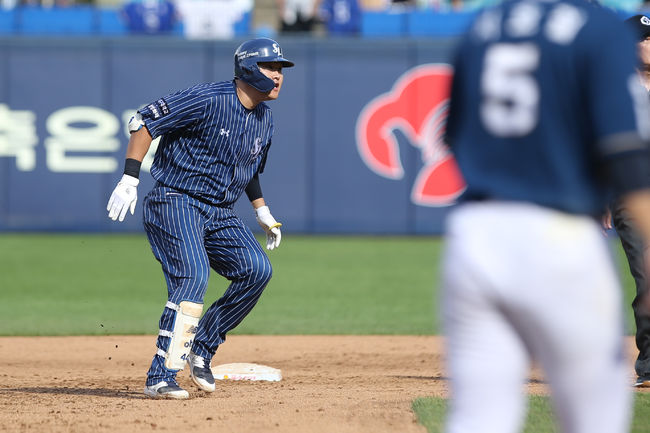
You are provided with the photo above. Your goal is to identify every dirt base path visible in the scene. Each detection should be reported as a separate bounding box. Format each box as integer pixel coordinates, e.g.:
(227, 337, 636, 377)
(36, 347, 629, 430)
(0, 336, 643, 433)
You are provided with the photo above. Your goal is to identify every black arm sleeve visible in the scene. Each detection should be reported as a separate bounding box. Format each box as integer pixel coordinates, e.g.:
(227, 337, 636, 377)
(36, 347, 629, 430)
(600, 133, 650, 198)
(606, 150, 650, 198)
(245, 173, 263, 202)
(259, 140, 272, 174)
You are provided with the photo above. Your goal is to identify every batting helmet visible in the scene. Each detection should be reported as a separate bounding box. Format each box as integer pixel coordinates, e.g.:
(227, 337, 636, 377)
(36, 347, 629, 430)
(625, 15, 650, 42)
(234, 38, 295, 93)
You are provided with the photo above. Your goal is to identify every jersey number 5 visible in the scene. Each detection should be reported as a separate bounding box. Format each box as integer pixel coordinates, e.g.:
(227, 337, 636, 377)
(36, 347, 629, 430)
(480, 43, 540, 138)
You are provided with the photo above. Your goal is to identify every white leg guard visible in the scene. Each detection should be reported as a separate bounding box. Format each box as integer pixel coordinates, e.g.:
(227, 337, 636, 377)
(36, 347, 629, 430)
(157, 301, 203, 371)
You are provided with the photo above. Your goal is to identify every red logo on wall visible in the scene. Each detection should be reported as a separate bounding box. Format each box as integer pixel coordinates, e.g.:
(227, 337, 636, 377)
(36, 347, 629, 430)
(356, 64, 465, 207)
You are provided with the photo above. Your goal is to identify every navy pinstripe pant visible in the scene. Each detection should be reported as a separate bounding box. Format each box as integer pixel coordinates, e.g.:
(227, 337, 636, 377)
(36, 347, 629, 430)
(142, 184, 272, 385)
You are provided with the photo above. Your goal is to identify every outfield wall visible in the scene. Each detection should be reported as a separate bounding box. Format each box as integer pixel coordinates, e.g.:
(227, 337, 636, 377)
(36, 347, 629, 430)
(0, 37, 462, 234)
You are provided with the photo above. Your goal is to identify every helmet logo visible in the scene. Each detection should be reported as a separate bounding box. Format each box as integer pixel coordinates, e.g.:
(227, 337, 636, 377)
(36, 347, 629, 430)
(238, 50, 260, 61)
(272, 43, 281, 56)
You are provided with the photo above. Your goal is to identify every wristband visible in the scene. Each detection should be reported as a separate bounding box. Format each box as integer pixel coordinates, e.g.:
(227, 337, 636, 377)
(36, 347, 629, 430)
(124, 158, 142, 179)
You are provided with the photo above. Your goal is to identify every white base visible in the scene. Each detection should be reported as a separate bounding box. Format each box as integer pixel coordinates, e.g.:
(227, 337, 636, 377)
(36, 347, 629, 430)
(212, 363, 282, 382)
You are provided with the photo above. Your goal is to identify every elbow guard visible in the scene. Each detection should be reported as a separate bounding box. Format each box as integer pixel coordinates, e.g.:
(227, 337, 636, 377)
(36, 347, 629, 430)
(128, 112, 145, 134)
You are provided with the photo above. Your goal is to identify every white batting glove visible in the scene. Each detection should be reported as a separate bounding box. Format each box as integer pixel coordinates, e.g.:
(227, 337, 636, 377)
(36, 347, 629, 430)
(255, 205, 282, 250)
(107, 174, 139, 222)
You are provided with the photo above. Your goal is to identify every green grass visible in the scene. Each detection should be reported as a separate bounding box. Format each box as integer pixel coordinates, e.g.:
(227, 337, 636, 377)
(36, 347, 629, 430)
(0, 233, 639, 336)
(413, 394, 650, 433)
(0, 233, 440, 336)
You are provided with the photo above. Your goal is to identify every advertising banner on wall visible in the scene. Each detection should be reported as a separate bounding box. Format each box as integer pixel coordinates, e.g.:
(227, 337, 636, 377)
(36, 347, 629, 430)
(0, 37, 462, 234)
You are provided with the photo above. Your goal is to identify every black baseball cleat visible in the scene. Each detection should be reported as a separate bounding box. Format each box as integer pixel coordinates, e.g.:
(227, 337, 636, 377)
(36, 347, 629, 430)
(635, 375, 650, 387)
(187, 351, 216, 392)
(144, 380, 189, 399)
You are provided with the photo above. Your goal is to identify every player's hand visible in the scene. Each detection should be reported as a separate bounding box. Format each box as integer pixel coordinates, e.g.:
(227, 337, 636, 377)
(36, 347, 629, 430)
(107, 174, 139, 222)
(255, 205, 282, 250)
(601, 207, 612, 234)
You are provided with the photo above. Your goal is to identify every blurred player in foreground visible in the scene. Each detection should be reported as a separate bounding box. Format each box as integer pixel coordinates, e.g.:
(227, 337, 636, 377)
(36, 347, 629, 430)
(106, 37, 293, 399)
(442, 0, 650, 432)
(603, 14, 650, 388)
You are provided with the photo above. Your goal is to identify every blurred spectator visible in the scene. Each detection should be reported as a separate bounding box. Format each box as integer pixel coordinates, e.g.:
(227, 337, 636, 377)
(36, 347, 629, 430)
(17, 0, 76, 6)
(176, 0, 251, 39)
(389, 0, 415, 10)
(414, 0, 499, 10)
(318, 0, 361, 35)
(276, 0, 319, 33)
(434, 0, 464, 9)
(122, 0, 178, 34)
(355, 0, 387, 11)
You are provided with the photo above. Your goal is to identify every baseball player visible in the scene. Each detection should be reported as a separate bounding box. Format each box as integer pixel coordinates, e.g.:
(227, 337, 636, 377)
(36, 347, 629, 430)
(604, 14, 650, 388)
(443, 1, 650, 432)
(106, 37, 293, 399)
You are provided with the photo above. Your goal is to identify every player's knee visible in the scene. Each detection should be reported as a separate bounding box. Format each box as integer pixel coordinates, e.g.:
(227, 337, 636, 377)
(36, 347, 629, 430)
(163, 256, 211, 294)
(183, 264, 210, 293)
(248, 253, 273, 288)
(172, 268, 210, 301)
(257, 260, 273, 286)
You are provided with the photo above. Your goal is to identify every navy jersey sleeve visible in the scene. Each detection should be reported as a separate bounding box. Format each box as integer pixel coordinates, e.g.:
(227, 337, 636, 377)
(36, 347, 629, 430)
(138, 86, 209, 139)
(584, 12, 646, 142)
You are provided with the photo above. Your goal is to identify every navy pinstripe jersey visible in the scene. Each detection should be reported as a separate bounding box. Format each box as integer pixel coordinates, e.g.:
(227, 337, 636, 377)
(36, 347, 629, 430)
(446, 0, 650, 217)
(138, 80, 274, 207)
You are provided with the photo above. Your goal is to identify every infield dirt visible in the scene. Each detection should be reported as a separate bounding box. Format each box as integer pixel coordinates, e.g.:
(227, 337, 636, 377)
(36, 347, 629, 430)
(0, 335, 644, 433)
